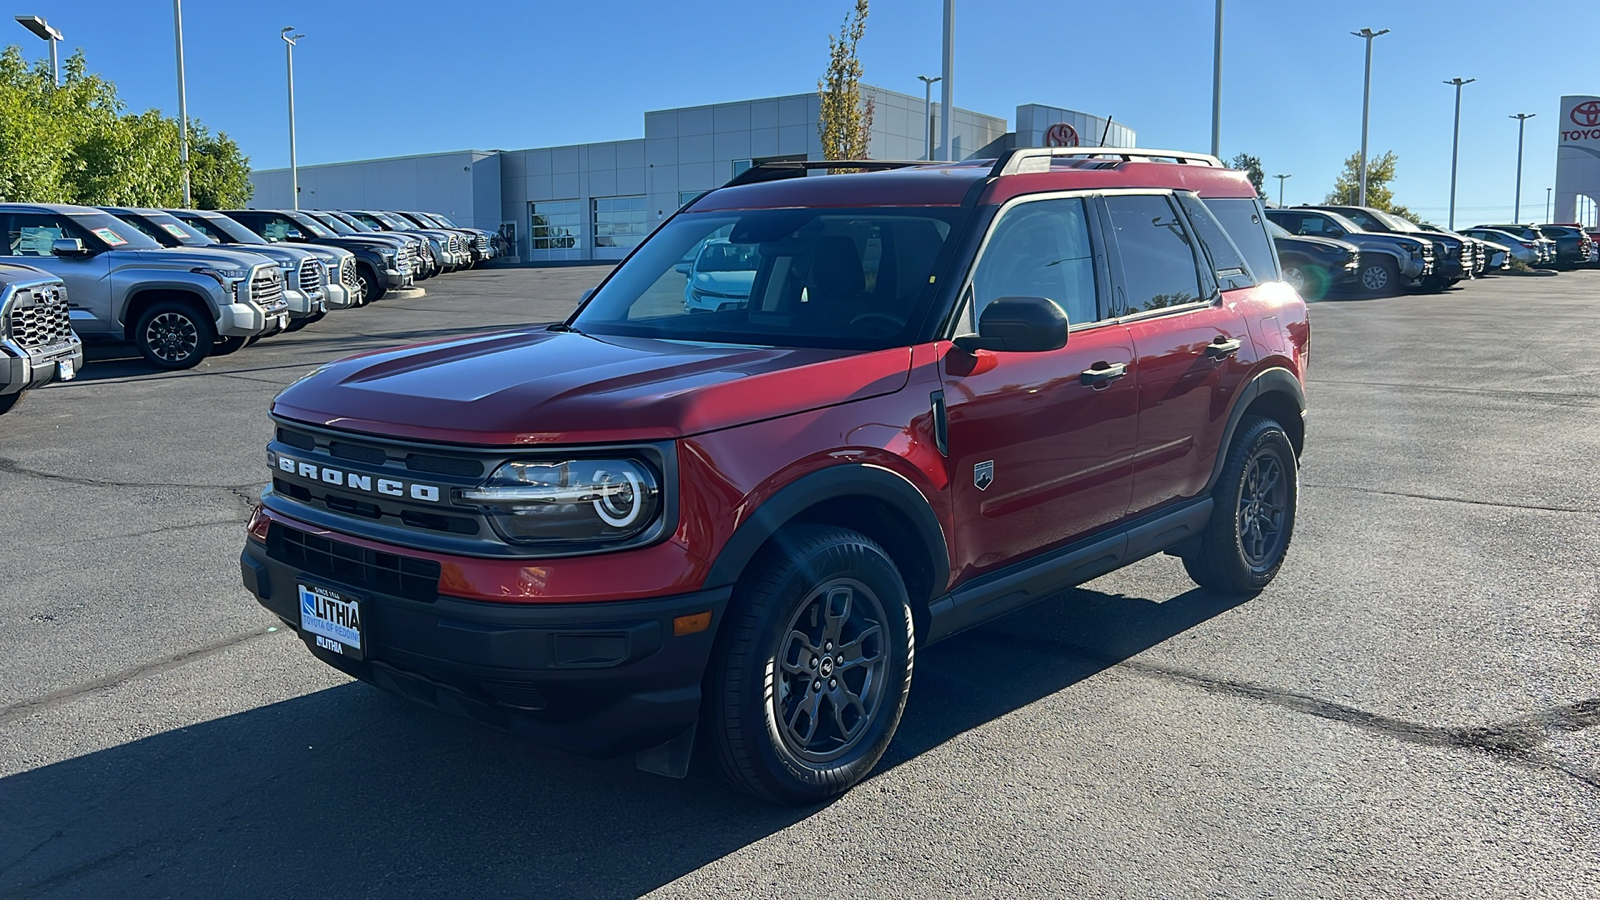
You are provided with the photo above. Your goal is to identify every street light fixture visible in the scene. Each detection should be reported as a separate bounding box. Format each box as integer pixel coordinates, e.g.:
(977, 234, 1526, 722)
(1546, 186, 1552, 223)
(917, 75, 941, 161)
(1211, 0, 1223, 158)
(282, 27, 305, 210)
(1443, 78, 1474, 230)
(1351, 28, 1389, 206)
(13, 15, 62, 88)
(175, 1, 191, 206)
(939, 0, 953, 162)
(1510, 112, 1535, 223)
(1274, 173, 1291, 207)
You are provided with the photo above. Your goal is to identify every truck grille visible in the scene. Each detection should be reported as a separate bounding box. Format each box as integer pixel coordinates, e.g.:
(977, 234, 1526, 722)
(250, 270, 288, 313)
(7, 283, 73, 350)
(474, 234, 489, 254)
(298, 259, 322, 296)
(266, 521, 442, 603)
(340, 258, 358, 290)
(447, 235, 461, 255)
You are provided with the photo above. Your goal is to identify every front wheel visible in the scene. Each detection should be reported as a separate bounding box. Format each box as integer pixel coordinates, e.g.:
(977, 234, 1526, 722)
(1183, 416, 1298, 595)
(1358, 258, 1399, 296)
(705, 524, 914, 805)
(357, 266, 385, 304)
(0, 390, 25, 416)
(135, 301, 214, 370)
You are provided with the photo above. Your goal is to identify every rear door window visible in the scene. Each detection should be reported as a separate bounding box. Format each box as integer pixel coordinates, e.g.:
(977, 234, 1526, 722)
(1103, 194, 1205, 313)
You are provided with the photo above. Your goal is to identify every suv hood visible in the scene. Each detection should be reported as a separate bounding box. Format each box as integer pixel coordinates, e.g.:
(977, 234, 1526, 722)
(1274, 234, 1356, 255)
(1344, 232, 1429, 254)
(271, 329, 913, 445)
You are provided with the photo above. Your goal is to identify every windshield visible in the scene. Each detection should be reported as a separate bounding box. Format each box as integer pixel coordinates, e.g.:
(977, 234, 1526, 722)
(429, 213, 458, 227)
(1266, 221, 1294, 239)
(307, 212, 357, 235)
(572, 207, 960, 350)
(283, 212, 333, 238)
(143, 211, 214, 247)
(332, 212, 376, 232)
(351, 212, 389, 231)
(1375, 210, 1423, 232)
(66, 212, 161, 250)
(180, 212, 268, 245)
(373, 212, 412, 230)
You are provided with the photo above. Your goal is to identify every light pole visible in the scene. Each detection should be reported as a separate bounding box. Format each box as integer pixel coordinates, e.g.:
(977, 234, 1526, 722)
(1511, 112, 1534, 223)
(282, 28, 305, 210)
(1351, 28, 1389, 206)
(1211, 0, 1223, 158)
(917, 75, 941, 161)
(1546, 187, 1552, 223)
(1443, 77, 1473, 230)
(939, 0, 953, 161)
(13, 16, 62, 88)
(175, 0, 191, 206)
(1274, 173, 1291, 207)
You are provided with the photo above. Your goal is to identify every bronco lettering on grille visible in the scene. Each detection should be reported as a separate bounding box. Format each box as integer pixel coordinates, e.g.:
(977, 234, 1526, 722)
(273, 453, 442, 502)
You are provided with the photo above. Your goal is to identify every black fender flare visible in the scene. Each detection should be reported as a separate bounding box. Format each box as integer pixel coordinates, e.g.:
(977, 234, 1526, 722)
(1203, 367, 1306, 494)
(703, 463, 950, 602)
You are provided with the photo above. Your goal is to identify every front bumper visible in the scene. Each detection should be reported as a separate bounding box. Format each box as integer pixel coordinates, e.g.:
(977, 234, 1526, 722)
(240, 516, 729, 758)
(382, 268, 412, 289)
(0, 336, 83, 395)
(323, 280, 355, 310)
(284, 286, 326, 318)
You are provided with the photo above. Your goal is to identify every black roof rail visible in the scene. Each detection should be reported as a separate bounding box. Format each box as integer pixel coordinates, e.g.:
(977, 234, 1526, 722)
(990, 147, 1224, 177)
(723, 159, 935, 188)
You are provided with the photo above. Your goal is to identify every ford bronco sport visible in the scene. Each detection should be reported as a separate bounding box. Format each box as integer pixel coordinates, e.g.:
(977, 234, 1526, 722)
(241, 149, 1309, 804)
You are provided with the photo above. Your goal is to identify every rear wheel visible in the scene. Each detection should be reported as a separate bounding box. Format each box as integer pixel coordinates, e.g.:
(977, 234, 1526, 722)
(705, 524, 914, 805)
(1183, 416, 1298, 595)
(135, 300, 214, 370)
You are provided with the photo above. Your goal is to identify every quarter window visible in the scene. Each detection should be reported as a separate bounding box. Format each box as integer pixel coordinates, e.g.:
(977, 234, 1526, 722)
(1104, 194, 1204, 313)
(530, 200, 580, 250)
(593, 196, 647, 250)
(1199, 196, 1277, 283)
(968, 197, 1101, 328)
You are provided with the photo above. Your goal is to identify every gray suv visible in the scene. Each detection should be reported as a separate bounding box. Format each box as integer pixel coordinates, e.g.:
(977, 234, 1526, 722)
(0, 204, 288, 369)
(1265, 208, 1435, 296)
(0, 262, 83, 415)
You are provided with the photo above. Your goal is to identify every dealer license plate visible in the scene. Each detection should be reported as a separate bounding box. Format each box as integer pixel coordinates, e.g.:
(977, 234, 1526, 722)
(57, 359, 75, 381)
(299, 583, 364, 660)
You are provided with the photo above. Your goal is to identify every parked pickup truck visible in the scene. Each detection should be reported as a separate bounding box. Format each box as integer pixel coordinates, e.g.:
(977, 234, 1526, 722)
(0, 203, 287, 369)
(102, 207, 329, 330)
(0, 262, 82, 415)
(168, 209, 361, 311)
(1306, 205, 1475, 289)
(1265, 207, 1434, 296)
(407, 211, 497, 265)
(242, 148, 1308, 805)
(223, 209, 415, 304)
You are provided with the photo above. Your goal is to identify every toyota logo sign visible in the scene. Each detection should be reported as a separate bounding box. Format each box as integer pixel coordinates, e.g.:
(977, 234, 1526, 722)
(1044, 122, 1080, 147)
(1572, 101, 1600, 127)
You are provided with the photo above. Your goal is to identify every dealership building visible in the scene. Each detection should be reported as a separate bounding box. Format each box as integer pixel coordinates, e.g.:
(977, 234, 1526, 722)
(1555, 94, 1600, 226)
(249, 86, 1135, 263)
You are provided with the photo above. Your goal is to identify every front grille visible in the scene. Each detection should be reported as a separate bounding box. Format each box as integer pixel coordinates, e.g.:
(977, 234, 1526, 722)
(447, 235, 461, 255)
(475, 234, 489, 253)
(298, 259, 322, 296)
(250, 270, 287, 313)
(7, 283, 72, 350)
(266, 522, 441, 602)
(340, 258, 358, 290)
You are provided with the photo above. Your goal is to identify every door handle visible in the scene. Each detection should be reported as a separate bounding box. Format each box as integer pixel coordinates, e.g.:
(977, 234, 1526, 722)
(1206, 337, 1242, 360)
(1080, 361, 1127, 387)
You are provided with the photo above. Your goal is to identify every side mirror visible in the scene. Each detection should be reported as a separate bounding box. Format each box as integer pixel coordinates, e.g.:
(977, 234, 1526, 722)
(953, 296, 1068, 353)
(51, 238, 91, 258)
(674, 261, 693, 275)
(579, 288, 595, 303)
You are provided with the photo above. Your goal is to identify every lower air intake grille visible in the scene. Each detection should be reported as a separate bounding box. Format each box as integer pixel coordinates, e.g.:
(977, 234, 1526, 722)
(267, 522, 441, 602)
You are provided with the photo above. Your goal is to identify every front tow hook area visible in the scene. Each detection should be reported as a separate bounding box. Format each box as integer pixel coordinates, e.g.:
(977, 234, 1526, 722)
(636, 720, 698, 778)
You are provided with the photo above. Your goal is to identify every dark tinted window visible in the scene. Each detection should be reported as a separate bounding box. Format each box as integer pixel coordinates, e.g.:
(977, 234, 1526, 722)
(1176, 193, 1254, 290)
(971, 197, 1101, 326)
(1338, 208, 1385, 231)
(1105, 194, 1204, 313)
(1201, 196, 1278, 283)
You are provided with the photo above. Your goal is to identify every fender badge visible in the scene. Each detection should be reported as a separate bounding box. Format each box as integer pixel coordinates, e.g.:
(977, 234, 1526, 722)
(974, 460, 994, 491)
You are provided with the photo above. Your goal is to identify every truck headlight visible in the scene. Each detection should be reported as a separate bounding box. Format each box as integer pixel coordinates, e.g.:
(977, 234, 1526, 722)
(460, 458, 662, 544)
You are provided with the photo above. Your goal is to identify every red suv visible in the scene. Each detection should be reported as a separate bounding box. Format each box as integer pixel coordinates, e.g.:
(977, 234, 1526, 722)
(241, 149, 1308, 804)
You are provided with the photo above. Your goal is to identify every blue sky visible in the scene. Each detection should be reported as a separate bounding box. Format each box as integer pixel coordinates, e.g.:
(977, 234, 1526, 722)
(12, 0, 1586, 224)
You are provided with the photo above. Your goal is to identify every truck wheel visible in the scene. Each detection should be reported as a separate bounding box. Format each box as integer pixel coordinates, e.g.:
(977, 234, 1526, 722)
(1183, 416, 1298, 595)
(706, 524, 914, 805)
(0, 391, 25, 416)
(135, 300, 214, 370)
(357, 266, 385, 304)
(1358, 259, 1398, 296)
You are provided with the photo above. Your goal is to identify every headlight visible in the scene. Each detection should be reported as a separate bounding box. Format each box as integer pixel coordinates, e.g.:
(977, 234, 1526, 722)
(191, 265, 250, 283)
(460, 458, 662, 544)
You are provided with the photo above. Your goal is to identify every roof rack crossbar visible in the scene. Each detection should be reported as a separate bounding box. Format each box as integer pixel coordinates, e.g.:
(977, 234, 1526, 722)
(724, 159, 934, 187)
(990, 147, 1224, 177)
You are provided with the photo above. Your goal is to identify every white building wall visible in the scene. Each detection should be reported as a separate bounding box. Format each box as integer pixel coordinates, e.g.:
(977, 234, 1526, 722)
(1014, 104, 1136, 149)
(249, 150, 501, 231)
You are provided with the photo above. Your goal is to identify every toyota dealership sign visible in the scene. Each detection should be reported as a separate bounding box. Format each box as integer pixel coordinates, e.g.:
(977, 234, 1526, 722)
(1561, 96, 1600, 144)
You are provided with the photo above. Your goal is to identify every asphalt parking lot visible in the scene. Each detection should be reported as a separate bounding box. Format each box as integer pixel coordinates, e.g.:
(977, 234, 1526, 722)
(1, 268, 1597, 898)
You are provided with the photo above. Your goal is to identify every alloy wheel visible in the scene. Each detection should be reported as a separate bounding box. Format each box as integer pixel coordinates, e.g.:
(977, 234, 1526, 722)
(1283, 265, 1307, 293)
(1360, 265, 1389, 292)
(772, 577, 889, 764)
(145, 312, 200, 363)
(1237, 447, 1289, 569)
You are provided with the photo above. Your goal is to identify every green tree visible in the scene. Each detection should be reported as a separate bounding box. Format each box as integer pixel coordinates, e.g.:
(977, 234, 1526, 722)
(0, 46, 250, 207)
(1326, 150, 1416, 220)
(817, 0, 875, 167)
(1228, 153, 1266, 200)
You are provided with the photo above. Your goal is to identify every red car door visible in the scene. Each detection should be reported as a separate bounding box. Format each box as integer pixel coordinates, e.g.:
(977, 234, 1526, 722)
(1101, 192, 1251, 515)
(940, 195, 1138, 580)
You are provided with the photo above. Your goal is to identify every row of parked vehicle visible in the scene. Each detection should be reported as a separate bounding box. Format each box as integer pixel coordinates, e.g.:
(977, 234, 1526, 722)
(0, 203, 502, 415)
(1265, 204, 1598, 299)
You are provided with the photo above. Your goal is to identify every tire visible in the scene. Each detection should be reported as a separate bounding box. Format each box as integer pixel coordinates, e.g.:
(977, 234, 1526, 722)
(1280, 259, 1327, 301)
(1182, 416, 1299, 595)
(705, 524, 915, 805)
(0, 390, 25, 416)
(134, 300, 214, 370)
(1357, 258, 1398, 296)
(357, 265, 385, 304)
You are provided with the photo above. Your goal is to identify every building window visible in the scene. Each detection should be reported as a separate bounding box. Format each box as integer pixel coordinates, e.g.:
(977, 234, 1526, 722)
(731, 159, 753, 180)
(593, 196, 647, 250)
(679, 191, 707, 207)
(530, 200, 580, 249)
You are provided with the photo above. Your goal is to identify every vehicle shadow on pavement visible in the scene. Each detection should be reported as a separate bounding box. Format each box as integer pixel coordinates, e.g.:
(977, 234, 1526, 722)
(0, 584, 1245, 899)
